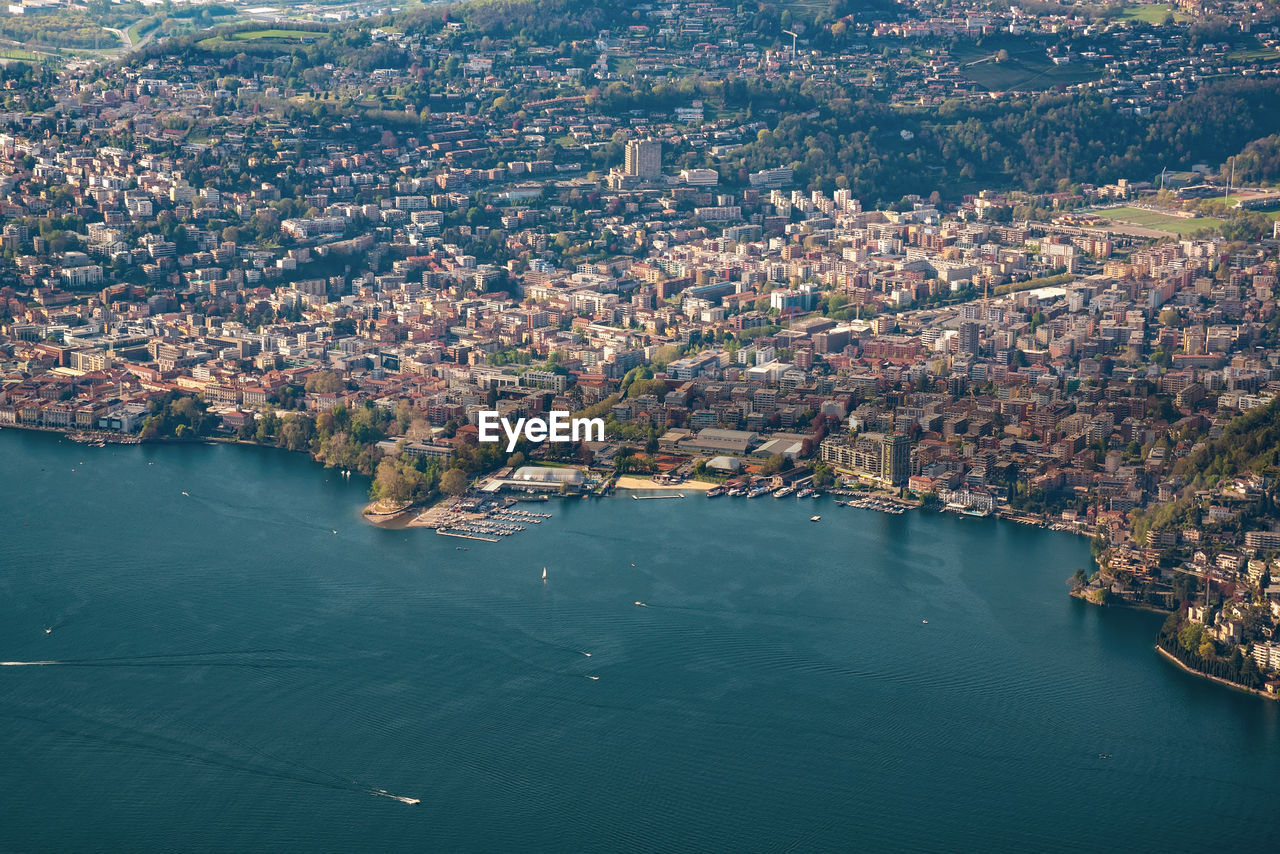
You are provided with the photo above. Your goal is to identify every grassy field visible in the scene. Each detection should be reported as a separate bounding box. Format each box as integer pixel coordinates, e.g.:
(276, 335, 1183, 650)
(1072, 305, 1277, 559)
(777, 0, 831, 21)
(1100, 207, 1224, 235)
(952, 35, 1105, 91)
(1227, 47, 1280, 64)
(197, 29, 319, 51)
(1119, 3, 1190, 24)
(229, 29, 318, 41)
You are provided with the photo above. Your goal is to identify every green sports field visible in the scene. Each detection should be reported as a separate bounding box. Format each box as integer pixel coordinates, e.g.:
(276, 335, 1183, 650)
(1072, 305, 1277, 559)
(1099, 207, 1223, 235)
(1118, 4, 1190, 24)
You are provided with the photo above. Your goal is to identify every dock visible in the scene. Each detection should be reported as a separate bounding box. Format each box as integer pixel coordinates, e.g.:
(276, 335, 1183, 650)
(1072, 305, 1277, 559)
(436, 529, 500, 543)
(632, 493, 684, 500)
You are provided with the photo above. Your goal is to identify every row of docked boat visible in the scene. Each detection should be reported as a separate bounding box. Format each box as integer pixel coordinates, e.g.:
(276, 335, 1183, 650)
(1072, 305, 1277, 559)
(442, 519, 527, 537)
(491, 509, 548, 524)
(839, 497, 907, 515)
(944, 502, 992, 518)
(706, 482, 823, 499)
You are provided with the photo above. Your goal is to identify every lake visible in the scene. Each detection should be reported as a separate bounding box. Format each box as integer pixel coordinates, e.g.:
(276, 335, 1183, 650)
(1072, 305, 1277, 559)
(2, 428, 1277, 852)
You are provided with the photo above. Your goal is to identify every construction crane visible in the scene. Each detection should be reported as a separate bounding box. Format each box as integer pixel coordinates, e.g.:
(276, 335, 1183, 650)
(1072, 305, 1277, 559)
(783, 29, 798, 59)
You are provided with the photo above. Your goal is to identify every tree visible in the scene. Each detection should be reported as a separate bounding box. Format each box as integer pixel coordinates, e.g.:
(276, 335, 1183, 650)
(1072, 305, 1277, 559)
(760, 453, 785, 476)
(281, 417, 310, 451)
(374, 457, 412, 504)
(305, 371, 345, 394)
(441, 468, 469, 496)
(627, 378, 667, 400)
(1241, 656, 1262, 688)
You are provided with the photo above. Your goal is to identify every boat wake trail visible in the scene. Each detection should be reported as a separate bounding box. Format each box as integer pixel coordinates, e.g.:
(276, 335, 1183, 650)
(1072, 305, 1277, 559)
(367, 788, 421, 805)
(3, 706, 421, 805)
(173, 491, 335, 535)
(503, 621, 595, 662)
(0, 649, 309, 669)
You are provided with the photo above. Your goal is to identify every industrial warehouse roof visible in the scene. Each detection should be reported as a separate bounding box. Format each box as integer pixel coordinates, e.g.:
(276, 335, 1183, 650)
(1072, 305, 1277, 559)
(511, 466, 584, 484)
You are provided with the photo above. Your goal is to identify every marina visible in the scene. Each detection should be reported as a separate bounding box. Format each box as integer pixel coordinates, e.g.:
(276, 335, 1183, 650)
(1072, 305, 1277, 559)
(67, 430, 142, 445)
(412, 497, 554, 542)
(839, 497, 908, 515)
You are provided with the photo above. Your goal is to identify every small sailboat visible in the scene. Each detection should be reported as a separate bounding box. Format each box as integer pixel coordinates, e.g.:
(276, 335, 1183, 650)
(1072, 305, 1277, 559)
(542, 567, 547, 582)
(44, 627, 51, 635)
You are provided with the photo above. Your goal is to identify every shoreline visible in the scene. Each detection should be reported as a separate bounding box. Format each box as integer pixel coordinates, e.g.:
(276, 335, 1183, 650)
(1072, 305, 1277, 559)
(362, 501, 417, 528)
(1154, 645, 1277, 701)
(12, 421, 1280, 707)
(3, 423, 1092, 540)
(1069, 587, 1174, 614)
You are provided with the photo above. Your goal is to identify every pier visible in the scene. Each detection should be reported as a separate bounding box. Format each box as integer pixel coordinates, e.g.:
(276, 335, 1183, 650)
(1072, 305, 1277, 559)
(436, 529, 500, 543)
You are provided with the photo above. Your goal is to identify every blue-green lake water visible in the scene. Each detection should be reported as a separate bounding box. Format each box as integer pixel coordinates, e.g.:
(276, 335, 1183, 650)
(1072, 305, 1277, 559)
(2, 428, 1278, 851)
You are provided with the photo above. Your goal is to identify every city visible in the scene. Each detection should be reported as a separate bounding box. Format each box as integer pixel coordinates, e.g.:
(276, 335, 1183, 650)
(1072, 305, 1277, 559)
(3, 0, 1280, 848)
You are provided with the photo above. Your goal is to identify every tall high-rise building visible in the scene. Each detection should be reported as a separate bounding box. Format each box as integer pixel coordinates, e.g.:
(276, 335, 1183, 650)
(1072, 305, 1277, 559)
(959, 320, 981, 355)
(624, 139, 662, 179)
(818, 432, 911, 487)
(880, 433, 911, 487)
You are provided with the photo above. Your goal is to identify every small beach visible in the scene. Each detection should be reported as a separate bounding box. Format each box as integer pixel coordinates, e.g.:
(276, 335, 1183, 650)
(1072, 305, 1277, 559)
(613, 476, 714, 492)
